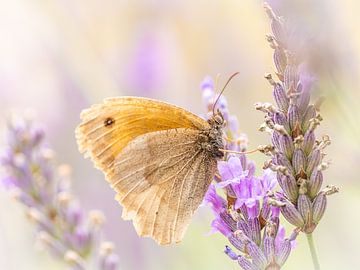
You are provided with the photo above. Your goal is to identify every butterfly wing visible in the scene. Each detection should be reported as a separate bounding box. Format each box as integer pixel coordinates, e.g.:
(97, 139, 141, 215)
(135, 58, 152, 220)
(76, 97, 209, 179)
(113, 128, 217, 245)
(76, 97, 215, 244)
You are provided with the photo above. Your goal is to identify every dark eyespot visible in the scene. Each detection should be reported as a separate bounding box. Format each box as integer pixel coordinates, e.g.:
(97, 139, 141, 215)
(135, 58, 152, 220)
(104, 117, 115, 127)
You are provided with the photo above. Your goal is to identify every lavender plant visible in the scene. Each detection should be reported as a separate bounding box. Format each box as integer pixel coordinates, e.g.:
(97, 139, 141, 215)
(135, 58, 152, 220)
(0, 114, 119, 270)
(255, 2, 339, 268)
(202, 77, 299, 270)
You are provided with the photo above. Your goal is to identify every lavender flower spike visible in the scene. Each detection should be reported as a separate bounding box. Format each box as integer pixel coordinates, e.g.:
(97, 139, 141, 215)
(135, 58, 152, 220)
(259, 1, 339, 235)
(201, 77, 298, 269)
(258, 3, 339, 269)
(0, 114, 119, 270)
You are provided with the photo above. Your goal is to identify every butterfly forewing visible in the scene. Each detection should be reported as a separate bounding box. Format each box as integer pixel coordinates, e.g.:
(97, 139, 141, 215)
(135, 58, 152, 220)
(76, 97, 209, 177)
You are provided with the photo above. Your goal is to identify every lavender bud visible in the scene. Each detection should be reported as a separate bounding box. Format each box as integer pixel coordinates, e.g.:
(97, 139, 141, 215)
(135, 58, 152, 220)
(220, 211, 237, 232)
(277, 174, 298, 203)
(225, 246, 238, 260)
(306, 149, 321, 175)
(281, 201, 305, 228)
(229, 234, 245, 252)
(99, 242, 119, 270)
(284, 64, 298, 92)
(312, 193, 327, 224)
(280, 134, 294, 160)
(303, 130, 315, 155)
(287, 104, 300, 132)
(261, 200, 271, 220)
(273, 112, 290, 132)
(237, 220, 250, 239)
(65, 204, 83, 227)
(276, 240, 291, 266)
(249, 218, 261, 246)
(263, 236, 275, 262)
(73, 227, 91, 251)
(247, 241, 267, 269)
(273, 84, 289, 111)
(298, 194, 312, 226)
(302, 105, 316, 131)
(309, 170, 323, 198)
(271, 132, 281, 149)
(101, 254, 119, 270)
(274, 49, 287, 75)
(274, 153, 294, 175)
(238, 255, 256, 270)
(297, 89, 311, 115)
(292, 149, 306, 174)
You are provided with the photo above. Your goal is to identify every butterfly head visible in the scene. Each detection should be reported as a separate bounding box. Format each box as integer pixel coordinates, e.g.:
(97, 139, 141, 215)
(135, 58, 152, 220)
(208, 109, 224, 128)
(202, 110, 224, 159)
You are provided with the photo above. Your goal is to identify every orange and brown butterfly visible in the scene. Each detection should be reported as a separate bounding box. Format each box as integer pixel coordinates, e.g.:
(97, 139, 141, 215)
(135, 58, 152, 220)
(75, 75, 238, 245)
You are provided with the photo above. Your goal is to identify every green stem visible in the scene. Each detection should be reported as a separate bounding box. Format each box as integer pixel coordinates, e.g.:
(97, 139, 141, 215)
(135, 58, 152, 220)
(306, 233, 320, 270)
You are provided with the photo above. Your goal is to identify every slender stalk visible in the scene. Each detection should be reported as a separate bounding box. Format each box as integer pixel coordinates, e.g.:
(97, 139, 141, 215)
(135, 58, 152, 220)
(306, 233, 320, 270)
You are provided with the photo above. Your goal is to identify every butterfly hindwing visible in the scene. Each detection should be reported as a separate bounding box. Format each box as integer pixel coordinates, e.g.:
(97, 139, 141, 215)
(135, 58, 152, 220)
(112, 129, 217, 245)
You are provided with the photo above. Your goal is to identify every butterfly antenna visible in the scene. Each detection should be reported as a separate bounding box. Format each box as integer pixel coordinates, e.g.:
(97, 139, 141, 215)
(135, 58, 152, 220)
(219, 148, 259, 155)
(212, 72, 240, 115)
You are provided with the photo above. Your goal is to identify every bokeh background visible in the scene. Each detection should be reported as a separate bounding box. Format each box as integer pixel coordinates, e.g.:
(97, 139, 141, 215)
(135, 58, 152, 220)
(0, 0, 359, 269)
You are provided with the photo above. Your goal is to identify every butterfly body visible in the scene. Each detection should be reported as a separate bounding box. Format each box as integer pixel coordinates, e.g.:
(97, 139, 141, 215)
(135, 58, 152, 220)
(76, 97, 224, 245)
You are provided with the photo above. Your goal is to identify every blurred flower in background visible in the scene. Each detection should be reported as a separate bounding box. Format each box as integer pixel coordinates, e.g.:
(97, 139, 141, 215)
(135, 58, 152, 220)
(0, 0, 359, 270)
(0, 114, 119, 270)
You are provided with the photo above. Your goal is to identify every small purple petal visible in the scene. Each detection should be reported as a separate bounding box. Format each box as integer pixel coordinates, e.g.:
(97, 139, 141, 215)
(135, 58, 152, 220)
(225, 245, 238, 260)
(238, 255, 257, 270)
(202, 184, 226, 214)
(211, 217, 232, 237)
(218, 156, 244, 181)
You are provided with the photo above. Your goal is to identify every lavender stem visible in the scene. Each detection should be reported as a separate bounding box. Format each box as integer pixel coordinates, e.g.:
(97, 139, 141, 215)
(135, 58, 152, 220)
(306, 233, 320, 270)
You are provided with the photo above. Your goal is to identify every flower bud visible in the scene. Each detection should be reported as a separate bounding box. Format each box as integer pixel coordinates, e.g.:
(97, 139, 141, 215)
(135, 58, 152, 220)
(274, 48, 287, 75)
(292, 149, 306, 175)
(303, 130, 315, 155)
(302, 105, 316, 131)
(287, 104, 300, 132)
(312, 193, 327, 224)
(277, 174, 298, 203)
(273, 84, 289, 111)
(307, 149, 321, 175)
(281, 201, 304, 228)
(309, 170, 323, 198)
(284, 64, 298, 93)
(280, 135, 294, 160)
(298, 194, 312, 226)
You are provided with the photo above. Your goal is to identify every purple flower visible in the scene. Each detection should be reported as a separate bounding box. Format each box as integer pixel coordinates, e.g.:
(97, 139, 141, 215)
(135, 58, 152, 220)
(217, 156, 249, 189)
(201, 73, 298, 269)
(203, 184, 226, 214)
(0, 115, 119, 270)
(211, 217, 232, 237)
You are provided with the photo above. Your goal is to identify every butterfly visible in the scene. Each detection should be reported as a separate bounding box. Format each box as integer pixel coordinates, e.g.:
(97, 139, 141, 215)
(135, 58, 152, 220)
(75, 74, 240, 245)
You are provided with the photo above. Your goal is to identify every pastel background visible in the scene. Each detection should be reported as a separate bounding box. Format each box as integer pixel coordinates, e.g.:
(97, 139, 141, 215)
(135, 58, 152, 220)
(0, 0, 359, 269)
